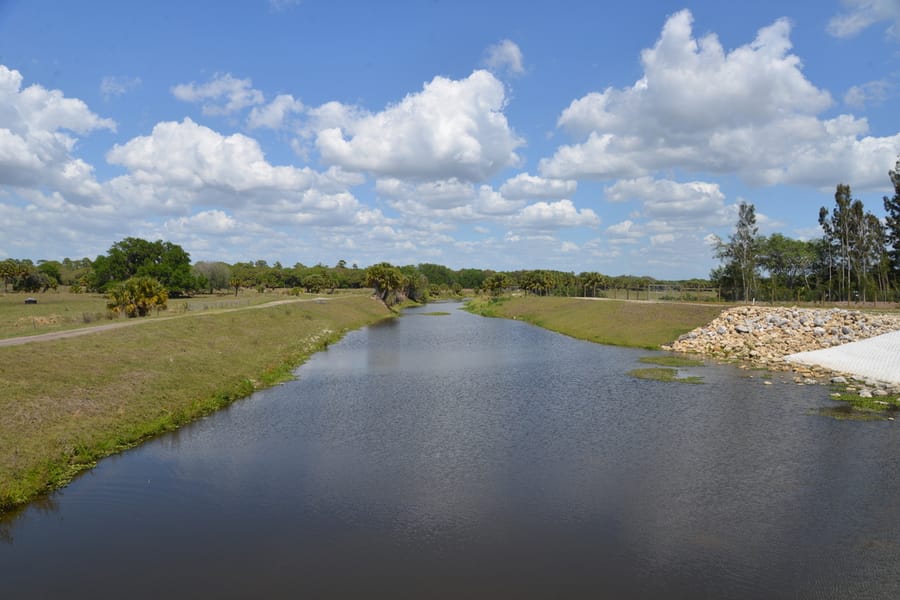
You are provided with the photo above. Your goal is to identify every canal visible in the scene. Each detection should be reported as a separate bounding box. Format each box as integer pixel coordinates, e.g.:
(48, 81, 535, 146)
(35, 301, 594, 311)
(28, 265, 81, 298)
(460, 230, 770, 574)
(2, 303, 899, 598)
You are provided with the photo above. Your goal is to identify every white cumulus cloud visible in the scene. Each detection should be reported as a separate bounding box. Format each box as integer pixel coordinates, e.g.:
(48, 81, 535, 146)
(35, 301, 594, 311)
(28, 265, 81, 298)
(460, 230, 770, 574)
(650, 233, 676, 246)
(539, 9, 900, 189)
(165, 209, 237, 235)
(499, 172, 577, 200)
(605, 220, 643, 245)
(509, 199, 600, 230)
(314, 70, 523, 182)
(247, 94, 305, 130)
(376, 177, 475, 210)
(0, 64, 114, 201)
(103, 117, 379, 236)
(376, 177, 526, 224)
(172, 73, 264, 116)
(377, 171, 546, 224)
(106, 118, 316, 193)
(483, 39, 525, 75)
(605, 177, 730, 226)
(844, 80, 891, 108)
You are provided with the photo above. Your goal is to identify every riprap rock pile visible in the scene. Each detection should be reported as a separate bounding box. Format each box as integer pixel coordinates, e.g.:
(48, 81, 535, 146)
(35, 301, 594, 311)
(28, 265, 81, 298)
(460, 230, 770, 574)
(664, 306, 900, 369)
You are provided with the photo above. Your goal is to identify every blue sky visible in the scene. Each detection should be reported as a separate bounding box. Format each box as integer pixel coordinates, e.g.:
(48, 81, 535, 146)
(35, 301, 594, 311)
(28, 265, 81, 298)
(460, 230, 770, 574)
(1, 0, 899, 279)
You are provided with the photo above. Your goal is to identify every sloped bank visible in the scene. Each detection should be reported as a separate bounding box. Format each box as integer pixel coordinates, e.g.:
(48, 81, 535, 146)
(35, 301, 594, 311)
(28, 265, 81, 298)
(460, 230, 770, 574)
(465, 295, 722, 349)
(664, 305, 900, 392)
(0, 295, 393, 515)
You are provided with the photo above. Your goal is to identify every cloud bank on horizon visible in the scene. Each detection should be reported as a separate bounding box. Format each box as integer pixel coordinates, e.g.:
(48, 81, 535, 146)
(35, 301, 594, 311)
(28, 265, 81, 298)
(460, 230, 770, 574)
(1, 1, 899, 279)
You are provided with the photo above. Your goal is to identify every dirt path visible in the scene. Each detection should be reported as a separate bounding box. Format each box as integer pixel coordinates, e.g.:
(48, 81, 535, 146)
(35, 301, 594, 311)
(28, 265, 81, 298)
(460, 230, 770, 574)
(0, 296, 334, 348)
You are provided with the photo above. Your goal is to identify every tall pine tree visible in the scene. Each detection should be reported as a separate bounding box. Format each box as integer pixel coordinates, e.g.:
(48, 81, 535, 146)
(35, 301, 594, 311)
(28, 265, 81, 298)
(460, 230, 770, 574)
(715, 201, 759, 302)
(884, 157, 900, 287)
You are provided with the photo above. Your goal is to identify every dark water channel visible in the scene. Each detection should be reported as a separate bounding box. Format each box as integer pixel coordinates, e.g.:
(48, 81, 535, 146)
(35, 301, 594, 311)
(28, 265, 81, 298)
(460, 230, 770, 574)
(3, 303, 900, 598)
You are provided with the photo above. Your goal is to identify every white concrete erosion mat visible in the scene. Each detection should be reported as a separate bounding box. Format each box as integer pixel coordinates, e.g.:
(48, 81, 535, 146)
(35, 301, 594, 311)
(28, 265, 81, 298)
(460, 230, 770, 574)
(786, 330, 900, 385)
(667, 306, 900, 388)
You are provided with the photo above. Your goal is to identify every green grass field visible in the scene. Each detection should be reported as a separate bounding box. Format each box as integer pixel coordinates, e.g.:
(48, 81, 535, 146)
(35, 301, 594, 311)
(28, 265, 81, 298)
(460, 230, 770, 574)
(0, 294, 390, 514)
(466, 295, 723, 349)
(0, 291, 113, 339)
(0, 288, 371, 340)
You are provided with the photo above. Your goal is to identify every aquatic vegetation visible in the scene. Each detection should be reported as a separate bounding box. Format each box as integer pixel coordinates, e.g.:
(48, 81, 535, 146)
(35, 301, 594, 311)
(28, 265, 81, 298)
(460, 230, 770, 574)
(638, 355, 704, 367)
(628, 367, 704, 384)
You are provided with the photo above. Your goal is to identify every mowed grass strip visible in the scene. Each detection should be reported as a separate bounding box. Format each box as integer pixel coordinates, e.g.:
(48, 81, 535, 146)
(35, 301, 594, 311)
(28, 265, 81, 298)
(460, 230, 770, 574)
(0, 295, 391, 513)
(467, 295, 723, 349)
(0, 289, 367, 340)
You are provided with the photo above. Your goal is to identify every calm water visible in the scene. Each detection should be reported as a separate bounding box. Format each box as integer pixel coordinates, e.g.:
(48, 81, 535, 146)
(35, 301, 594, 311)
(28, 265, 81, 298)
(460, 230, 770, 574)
(2, 303, 900, 598)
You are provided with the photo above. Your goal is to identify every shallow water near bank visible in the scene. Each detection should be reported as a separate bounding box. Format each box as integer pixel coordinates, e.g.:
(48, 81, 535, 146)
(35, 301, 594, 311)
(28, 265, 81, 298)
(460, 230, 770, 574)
(2, 302, 900, 598)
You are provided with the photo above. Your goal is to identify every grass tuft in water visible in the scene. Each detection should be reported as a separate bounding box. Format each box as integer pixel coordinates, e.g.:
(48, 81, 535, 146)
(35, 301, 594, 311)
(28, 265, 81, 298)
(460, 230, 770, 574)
(638, 355, 704, 367)
(816, 405, 890, 421)
(628, 367, 704, 384)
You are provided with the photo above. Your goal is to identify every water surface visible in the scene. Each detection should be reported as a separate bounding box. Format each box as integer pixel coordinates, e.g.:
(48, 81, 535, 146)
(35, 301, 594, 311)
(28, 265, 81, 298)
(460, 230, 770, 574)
(2, 303, 899, 598)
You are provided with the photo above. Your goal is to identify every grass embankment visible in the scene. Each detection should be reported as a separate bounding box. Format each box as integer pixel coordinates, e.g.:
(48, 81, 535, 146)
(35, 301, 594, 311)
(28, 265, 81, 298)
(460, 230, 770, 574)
(0, 289, 371, 340)
(466, 295, 722, 349)
(0, 295, 391, 514)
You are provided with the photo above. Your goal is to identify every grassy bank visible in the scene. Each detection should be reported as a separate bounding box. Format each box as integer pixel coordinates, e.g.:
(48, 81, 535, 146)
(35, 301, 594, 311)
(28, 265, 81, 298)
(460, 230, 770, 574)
(466, 295, 723, 349)
(0, 288, 371, 340)
(0, 295, 391, 514)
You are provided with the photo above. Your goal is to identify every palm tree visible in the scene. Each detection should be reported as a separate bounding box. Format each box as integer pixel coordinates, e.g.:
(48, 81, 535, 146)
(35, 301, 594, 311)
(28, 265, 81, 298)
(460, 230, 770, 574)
(107, 276, 168, 317)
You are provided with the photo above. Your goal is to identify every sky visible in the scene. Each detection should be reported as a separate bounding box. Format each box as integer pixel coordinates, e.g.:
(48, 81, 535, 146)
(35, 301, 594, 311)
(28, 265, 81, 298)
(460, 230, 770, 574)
(1, 0, 899, 279)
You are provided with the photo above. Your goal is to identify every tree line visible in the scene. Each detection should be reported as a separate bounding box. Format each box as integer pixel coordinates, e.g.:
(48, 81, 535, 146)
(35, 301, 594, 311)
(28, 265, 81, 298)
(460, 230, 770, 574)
(4, 235, 719, 316)
(7, 156, 897, 315)
(714, 157, 900, 303)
